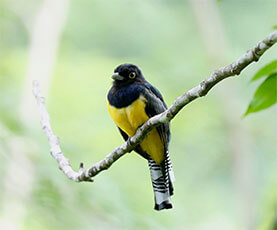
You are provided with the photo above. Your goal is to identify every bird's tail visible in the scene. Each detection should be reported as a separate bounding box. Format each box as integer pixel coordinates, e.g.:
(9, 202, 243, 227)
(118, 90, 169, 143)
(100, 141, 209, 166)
(148, 153, 175, 211)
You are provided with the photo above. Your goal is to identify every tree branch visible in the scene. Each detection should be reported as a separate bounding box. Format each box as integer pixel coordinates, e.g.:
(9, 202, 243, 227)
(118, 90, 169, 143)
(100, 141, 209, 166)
(33, 31, 277, 182)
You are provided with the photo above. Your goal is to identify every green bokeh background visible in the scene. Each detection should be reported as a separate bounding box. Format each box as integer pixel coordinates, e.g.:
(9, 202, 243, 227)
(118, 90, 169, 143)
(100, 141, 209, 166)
(0, 0, 277, 229)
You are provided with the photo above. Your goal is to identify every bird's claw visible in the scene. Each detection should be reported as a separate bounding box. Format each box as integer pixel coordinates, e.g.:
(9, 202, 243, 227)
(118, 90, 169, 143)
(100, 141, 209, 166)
(127, 137, 132, 146)
(127, 137, 133, 152)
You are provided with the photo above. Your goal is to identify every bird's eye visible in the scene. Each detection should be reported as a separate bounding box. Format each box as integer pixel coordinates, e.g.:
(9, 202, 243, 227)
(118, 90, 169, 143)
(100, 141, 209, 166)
(129, 72, 136, 79)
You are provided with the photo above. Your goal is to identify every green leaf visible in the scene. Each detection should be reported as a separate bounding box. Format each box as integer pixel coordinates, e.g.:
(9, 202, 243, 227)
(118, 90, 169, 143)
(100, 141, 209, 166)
(244, 73, 277, 116)
(274, 25, 277, 30)
(251, 60, 277, 81)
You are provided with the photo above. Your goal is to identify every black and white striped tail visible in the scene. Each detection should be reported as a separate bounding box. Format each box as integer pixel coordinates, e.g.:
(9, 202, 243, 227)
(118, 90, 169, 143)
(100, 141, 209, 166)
(148, 153, 175, 211)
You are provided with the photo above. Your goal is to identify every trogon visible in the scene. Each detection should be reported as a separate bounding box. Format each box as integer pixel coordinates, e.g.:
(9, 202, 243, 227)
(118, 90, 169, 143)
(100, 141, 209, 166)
(107, 63, 175, 210)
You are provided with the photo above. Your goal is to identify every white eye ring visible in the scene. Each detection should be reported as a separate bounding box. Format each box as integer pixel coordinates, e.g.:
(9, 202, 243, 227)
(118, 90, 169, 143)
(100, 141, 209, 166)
(129, 72, 136, 79)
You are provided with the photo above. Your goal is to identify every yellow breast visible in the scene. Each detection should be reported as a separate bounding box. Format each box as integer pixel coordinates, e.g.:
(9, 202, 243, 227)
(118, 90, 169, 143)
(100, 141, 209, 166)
(107, 95, 164, 164)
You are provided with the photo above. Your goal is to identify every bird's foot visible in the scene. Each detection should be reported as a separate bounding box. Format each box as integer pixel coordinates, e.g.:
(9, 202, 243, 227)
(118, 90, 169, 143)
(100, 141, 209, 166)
(127, 137, 132, 146)
(126, 137, 133, 152)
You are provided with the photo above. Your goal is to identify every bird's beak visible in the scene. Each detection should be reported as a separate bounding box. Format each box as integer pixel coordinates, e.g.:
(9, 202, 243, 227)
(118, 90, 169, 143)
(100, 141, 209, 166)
(111, 73, 124, 81)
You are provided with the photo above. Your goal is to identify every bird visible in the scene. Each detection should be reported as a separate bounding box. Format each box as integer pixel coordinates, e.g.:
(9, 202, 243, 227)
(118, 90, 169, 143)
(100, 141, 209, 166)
(107, 63, 175, 210)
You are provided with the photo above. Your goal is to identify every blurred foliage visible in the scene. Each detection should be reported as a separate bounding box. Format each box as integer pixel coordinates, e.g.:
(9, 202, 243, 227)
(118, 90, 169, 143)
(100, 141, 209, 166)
(244, 60, 277, 116)
(0, 0, 277, 230)
(251, 60, 277, 81)
(244, 74, 277, 116)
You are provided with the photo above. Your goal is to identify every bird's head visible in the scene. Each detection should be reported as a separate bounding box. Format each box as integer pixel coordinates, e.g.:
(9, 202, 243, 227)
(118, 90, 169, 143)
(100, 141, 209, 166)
(111, 64, 145, 85)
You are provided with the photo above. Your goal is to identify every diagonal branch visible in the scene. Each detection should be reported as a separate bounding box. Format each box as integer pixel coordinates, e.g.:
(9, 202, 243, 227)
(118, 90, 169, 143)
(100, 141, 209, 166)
(33, 31, 277, 182)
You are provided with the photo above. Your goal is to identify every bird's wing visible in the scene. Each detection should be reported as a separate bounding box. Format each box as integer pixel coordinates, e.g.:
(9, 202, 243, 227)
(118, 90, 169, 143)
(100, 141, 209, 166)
(143, 82, 170, 149)
(117, 127, 129, 141)
(144, 82, 167, 109)
(143, 82, 174, 198)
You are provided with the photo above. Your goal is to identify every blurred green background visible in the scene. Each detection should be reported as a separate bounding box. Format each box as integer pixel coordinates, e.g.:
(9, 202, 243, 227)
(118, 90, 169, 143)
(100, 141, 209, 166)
(0, 0, 277, 229)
